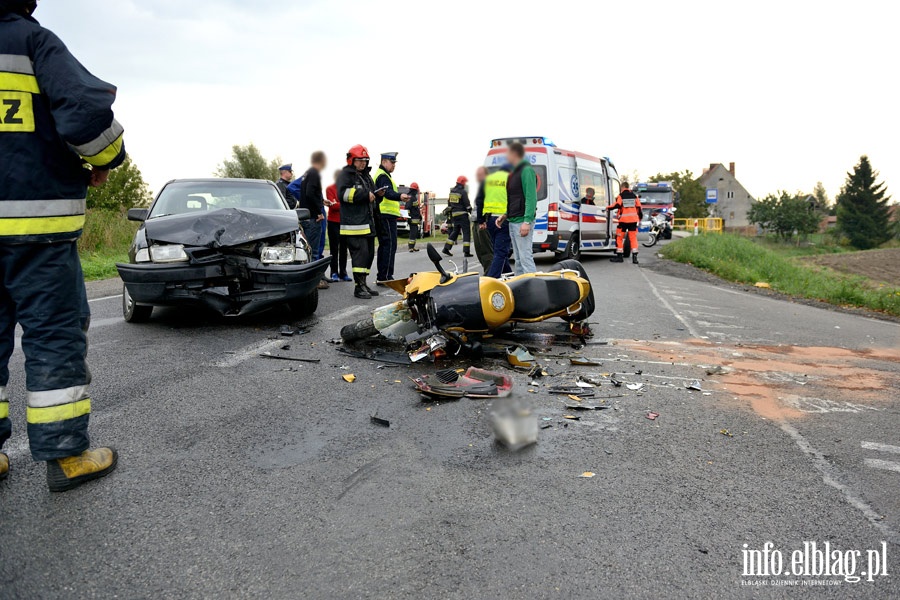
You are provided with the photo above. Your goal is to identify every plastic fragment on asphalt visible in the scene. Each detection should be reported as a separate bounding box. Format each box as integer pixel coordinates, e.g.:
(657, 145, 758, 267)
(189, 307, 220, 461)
(507, 346, 535, 368)
(686, 380, 703, 391)
(576, 381, 594, 388)
(646, 411, 660, 421)
(625, 383, 644, 391)
(370, 415, 390, 428)
(703, 392, 712, 396)
(720, 429, 733, 437)
(610, 375, 623, 387)
(705, 365, 731, 375)
(563, 415, 580, 421)
(280, 325, 295, 336)
(342, 374, 356, 383)
(570, 357, 602, 366)
(565, 405, 609, 411)
(567, 394, 582, 402)
(754, 282, 771, 289)
(259, 352, 320, 363)
(579, 472, 595, 478)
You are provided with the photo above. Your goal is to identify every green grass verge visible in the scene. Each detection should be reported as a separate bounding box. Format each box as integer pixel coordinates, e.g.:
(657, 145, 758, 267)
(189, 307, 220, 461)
(661, 234, 900, 317)
(79, 209, 138, 281)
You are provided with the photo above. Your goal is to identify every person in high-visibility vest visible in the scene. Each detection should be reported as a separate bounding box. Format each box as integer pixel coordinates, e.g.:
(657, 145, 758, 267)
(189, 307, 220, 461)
(483, 165, 513, 278)
(1, 0, 124, 490)
(406, 182, 423, 252)
(606, 181, 644, 264)
(373, 152, 409, 283)
(472, 167, 494, 272)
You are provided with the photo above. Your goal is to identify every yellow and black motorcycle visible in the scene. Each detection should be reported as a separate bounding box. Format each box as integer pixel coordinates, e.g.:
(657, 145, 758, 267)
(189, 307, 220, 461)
(340, 244, 594, 361)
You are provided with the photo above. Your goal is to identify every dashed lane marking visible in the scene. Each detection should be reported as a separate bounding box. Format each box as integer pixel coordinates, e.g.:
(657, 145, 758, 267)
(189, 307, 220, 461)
(864, 459, 900, 474)
(639, 270, 701, 338)
(88, 294, 123, 303)
(862, 441, 900, 454)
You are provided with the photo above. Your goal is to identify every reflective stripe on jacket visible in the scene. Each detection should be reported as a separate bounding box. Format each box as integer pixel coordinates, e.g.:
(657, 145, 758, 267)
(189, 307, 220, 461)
(337, 164, 376, 236)
(373, 167, 400, 217)
(607, 190, 643, 224)
(0, 12, 126, 242)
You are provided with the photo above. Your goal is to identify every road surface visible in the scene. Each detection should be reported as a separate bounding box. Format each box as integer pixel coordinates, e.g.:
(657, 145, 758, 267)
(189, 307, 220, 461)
(1, 243, 897, 599)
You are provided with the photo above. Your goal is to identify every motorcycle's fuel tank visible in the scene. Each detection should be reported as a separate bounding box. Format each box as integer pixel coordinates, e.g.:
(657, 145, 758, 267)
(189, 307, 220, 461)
(428, 274, 513, 332)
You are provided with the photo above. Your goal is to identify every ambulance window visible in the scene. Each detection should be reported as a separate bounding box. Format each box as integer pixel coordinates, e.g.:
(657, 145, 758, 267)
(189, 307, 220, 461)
(579, 172, 607, 205)
(610, 178, 621, 200)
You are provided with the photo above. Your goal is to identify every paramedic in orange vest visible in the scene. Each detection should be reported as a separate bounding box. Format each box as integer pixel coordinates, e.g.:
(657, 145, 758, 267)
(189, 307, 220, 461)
(607, 181, 643, 264)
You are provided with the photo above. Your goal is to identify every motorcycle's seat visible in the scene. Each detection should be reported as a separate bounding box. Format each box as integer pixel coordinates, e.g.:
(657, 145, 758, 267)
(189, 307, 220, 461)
(507, 276, 581, 320)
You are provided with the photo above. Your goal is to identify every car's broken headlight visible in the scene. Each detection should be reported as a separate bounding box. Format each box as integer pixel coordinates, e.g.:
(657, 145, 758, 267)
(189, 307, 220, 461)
(260, 245, 295, 264)
(149, 244, 188, 263)
(135, 248, 151, 263)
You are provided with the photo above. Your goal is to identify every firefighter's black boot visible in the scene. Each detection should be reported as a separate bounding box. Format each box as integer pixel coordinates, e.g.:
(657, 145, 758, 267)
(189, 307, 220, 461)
(632, 253, 639, 265)
(610, 254, 624, 263)
(354, 274, 372, 299)
(0, 452, 8, 481)
(442, 243, 453, 257)
(364, 283, 380, 297)
(46, 447, 118, 492)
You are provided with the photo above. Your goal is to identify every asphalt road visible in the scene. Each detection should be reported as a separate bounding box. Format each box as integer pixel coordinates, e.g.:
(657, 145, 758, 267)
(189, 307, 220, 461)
(1, 240, 898, 599)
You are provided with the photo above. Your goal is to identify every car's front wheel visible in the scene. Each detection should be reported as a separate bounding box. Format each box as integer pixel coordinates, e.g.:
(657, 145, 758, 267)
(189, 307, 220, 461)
(289, 288, 319, 319)
(123, 284, 153, 323)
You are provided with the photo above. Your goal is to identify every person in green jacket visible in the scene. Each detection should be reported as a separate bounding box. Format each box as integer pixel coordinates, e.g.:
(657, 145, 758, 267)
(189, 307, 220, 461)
(505, 142, 537, 275)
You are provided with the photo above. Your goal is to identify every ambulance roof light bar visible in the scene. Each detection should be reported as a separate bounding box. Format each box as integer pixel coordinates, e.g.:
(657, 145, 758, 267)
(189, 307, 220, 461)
(490, 137, 557, 148)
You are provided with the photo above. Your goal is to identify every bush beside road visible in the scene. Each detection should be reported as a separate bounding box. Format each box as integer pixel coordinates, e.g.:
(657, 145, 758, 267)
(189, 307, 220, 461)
(661, 233, 900, 317)
(80, 209, 137, 281)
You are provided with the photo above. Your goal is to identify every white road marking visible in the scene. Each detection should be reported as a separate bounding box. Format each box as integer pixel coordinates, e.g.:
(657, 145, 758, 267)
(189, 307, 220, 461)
(214, 339, 284, 368)
(676, 303, 721, 310)
(639, 270, 701, 338)
(88, 294, 122, 303)
(696, 321, 746, 329)
(864, 458, 900, 474)
(323, 304, 370, 322)
(779, 422, 898, 542)
(862, 441, 900, 455)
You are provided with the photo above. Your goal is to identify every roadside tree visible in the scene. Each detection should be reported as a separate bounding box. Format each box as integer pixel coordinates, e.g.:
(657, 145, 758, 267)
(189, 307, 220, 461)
(86, 155, 151, 210)
(835, 155, 892, 249)
(216, 143, 282, 181)
(748, 191, 821, 241)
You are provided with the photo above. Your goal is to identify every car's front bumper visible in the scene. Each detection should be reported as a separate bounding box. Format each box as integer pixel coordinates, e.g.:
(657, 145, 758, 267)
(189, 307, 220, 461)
(117, 257, 330, 316)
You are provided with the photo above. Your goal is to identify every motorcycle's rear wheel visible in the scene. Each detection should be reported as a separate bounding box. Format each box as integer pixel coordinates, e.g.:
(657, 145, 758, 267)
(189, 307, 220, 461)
(341, 318, 378, 342)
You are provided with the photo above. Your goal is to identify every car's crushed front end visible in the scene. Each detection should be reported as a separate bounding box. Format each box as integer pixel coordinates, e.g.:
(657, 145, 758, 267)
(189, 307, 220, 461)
(117, 207, 329, 317)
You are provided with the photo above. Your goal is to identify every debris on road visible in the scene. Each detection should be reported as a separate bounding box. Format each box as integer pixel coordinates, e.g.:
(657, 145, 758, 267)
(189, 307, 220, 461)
(342, 374, 357, 383)
(685, 380, 703, 391)
(547, 386, 595, 397)
(610, 374, 623, 387)
(719, 429, 733, 437)
(646, 411, 660, 421)
(625, 383, 644, 391)
(579, 472, 596, 478)
(578, 374, 604, 386)
(413, 367, 513, 400)
(280, 325, 296, 337)
(338, 346, 411, 365)
(507, 346, 536, 368)
(565, 404, 609, 411)
(562, 415, 581, 421)
(259, 352, 321, 363)
(370, 415, 391, 428)
(754, 282, 771, 289)
(576, 381, 594, 388)
(570, 357, 602, 366)
(705, 365, 732, 376)
(491, 399, 538, 451)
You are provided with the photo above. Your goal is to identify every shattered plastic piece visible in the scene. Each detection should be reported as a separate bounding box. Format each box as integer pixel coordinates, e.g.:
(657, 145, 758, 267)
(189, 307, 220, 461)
(719, 429, 733, 437)
(414, 367, 513, 400)
(570, 357, 602, 367)
(567, 394, 582, 402)
(646, 411, 660, 421)
(492, 399, 538, 451)
(507, 346, 536, 368)
(705, 365, 731, 376)
(259, 353, 320, 363)
(563, 415, 580, 421)
(754, 282, 771, 289)
(565, 405, 609, 411)
(342, 374, 356, 383)
(540, 423, 552, 430)
(579, 472, 596, 478)
(279, 325, 295, 337)
(578, 374, 604, 386)
(703, 392, 712, 396)
(548, 386, 595, 397)
(338, 347, 411, 365)
(625, 383, 644, 391)
(370, 415, 390, 428)
(635, 370, 643, 375)
(327, 338, 343, 345)
(609, 375, 623, 388)
(576, 381, 594, 388)
(685, 380, 703, 391)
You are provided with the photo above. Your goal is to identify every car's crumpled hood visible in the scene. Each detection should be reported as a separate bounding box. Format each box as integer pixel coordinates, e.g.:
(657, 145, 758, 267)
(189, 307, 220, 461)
(143, 208, 299, 248)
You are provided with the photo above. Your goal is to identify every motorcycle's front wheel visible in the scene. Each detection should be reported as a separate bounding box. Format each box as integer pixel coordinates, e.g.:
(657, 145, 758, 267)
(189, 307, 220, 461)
(341, 317, 378, 342)
(642, 232, 658, 248)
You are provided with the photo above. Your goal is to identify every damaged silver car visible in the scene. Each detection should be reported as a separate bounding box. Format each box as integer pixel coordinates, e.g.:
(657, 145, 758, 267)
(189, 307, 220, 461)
(116, 179, 330, 322)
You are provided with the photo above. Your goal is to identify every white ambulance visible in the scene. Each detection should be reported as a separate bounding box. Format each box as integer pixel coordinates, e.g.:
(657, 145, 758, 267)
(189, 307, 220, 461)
(484, 137, 640, 260)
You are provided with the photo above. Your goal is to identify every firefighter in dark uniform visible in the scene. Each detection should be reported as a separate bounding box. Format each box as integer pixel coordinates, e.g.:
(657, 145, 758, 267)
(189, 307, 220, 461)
(442, 176, 473, 257)
(606, 181, 644, 264)
(372, 152, 409, 283)
(337, 145, 381, 299)
(406, 182, 422, 252)
(0, 0, 121, 490)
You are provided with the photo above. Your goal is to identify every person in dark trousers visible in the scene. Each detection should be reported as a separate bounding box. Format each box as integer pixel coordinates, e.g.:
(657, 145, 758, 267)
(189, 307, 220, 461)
(472, 166, 494, 272)
(275, 164, 295, 207)
(606, 181, 643, 264)
(298, 151, 329, 288)
(325, 170, 350, 282)
(0, 0, 122, 490)
(505, 142, 538, 275)
(373, 152, 409, 283)
(406, 182, 423, 252)
(338, 145, 381, 299)
(443, 176, 472, 257)
(483, 165, 512, 278)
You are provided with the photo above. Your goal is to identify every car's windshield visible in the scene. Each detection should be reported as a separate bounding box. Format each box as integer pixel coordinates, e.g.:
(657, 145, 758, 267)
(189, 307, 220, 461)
(149, 181, 287, 219)
(639, 191, 674, 206)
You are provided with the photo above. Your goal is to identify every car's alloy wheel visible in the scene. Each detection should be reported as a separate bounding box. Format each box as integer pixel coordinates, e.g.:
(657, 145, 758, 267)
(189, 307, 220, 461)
(122, 284, 153, 323)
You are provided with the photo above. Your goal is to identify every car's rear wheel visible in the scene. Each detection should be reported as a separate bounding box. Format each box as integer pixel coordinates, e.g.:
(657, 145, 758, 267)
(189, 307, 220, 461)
(289, 288, 319, 319)
(122, 284, 153, 323)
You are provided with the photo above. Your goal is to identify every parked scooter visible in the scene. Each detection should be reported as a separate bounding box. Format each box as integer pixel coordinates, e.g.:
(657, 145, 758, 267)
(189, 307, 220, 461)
(642, 211, 674, 248)
(340, 244, 595, 361)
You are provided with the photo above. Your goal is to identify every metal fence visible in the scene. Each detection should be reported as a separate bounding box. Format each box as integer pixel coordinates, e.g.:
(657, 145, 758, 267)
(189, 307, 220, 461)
(673, 218, 723, 234)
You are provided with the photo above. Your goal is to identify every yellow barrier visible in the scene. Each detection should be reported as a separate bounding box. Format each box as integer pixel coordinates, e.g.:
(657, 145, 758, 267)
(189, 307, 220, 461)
(673, 218, 723, 234)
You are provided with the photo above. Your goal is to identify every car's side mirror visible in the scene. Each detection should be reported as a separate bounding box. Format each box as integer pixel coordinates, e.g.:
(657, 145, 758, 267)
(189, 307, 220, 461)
(296, 208, 311, 221)
(127, 208, 149, 222)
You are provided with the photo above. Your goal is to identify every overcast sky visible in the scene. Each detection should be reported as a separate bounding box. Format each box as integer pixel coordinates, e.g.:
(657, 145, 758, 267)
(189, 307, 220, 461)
(37, 0, 897, 202)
